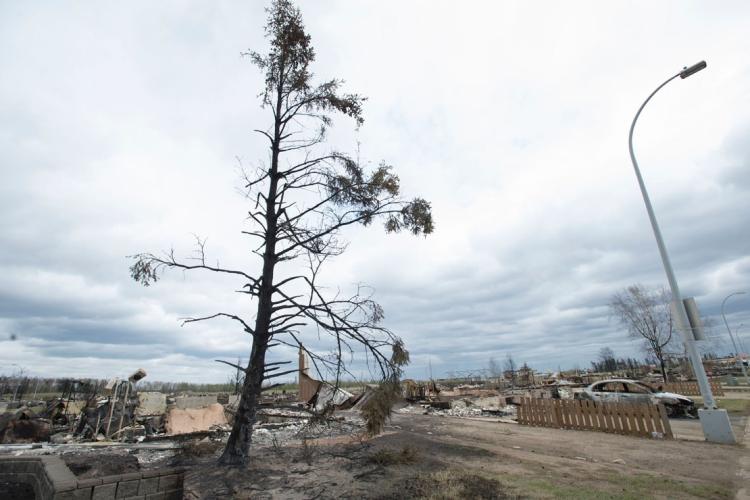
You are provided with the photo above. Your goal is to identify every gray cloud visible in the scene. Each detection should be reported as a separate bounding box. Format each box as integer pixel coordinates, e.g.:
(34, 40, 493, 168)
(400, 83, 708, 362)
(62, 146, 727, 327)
(2, 1, 750, 381)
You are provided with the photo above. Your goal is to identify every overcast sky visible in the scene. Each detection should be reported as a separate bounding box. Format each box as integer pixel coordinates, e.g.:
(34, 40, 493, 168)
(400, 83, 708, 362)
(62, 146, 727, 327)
(2, 1, 749, 383)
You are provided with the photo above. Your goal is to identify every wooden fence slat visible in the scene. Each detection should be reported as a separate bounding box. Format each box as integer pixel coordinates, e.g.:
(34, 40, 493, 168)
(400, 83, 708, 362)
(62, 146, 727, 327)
(552, 400, 560, 427)
(641, 404, 655, 435)
(525, 398, 532, 426)
(516, 398, 673, 440)
(551, 400, 559, 427)
(612, 402, 622, 433)
(631, 403, 643, 436)
(542, 399, 548, 426)
(590, 400, 600, 429)
(529, 398, 534, 425)
(540, 399, 546, 426)
(637, 404, 649, 437)
(620, 403, 635, 436)
(663, 380, 725, 397)
(530, 399, 536, 426)
(536, 399, 544, 426)
(624, 402, 635, 435)
(579, 400, 588, 429)
(657, 404, 673, 439)
(590, 401, 600, 430)
(572, 399, 586, 429)
(559, 400, 568, 429)
(711, 380, 724, 396)
(601, 401, 610, 431)
(561, 400, 568, 428)
(629, 404, 640, 436)
(611, 403, 620, 433)
(623, 403, 633, 435)
(584, 400, 596, 431)
(606, 401, 617, 433)
(635, 404, 647, 437)
(591, 401, 601, 431)
(609, 402, 619, 434)
(538, 398, 544, 426)
(617, 403, 629, 435)
(629, 404, 641, 436)
(649, 403, 664, 435)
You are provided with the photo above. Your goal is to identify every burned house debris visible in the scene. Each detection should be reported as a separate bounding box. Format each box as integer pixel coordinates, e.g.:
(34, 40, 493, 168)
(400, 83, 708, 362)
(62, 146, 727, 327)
(0, 355, 711, 450)
(0, 349, 738, 500)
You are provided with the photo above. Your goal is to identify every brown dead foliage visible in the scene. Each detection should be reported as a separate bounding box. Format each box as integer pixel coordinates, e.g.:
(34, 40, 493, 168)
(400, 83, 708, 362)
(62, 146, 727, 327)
(368, 445, 419, 466)
(402, 470, 515, 500)
(179, 438, 223, 459)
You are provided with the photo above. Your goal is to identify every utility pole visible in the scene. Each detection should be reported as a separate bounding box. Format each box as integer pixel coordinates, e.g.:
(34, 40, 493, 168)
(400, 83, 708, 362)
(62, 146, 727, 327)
(628, 61, 735, 444)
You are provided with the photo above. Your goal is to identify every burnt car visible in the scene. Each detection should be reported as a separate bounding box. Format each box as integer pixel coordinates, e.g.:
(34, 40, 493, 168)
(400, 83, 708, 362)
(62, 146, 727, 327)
(577, 379, 696, 417)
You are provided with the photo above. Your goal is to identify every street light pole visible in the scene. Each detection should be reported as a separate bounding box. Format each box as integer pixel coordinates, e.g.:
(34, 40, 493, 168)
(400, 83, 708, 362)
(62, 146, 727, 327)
(628, 61, 736, 443)
(736, 324, 748, 359)
(720, 291, 749, 383)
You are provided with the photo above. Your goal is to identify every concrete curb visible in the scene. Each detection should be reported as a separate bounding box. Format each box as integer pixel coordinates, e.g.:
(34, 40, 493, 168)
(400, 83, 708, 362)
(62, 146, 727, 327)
(735, 415, 750, 500)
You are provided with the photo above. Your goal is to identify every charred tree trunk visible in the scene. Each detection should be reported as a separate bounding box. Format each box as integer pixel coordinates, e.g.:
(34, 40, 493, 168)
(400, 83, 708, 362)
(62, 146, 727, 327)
(218, 343, 264, 464)
(219, 75, 284, 466)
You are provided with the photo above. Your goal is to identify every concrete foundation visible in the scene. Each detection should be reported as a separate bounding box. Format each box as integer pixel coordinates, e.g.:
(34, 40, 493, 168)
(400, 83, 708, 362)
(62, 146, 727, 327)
(0, 455, 184, 499)
(173, 395, 217, 410)
(136, 392, 167, 416)
(698, 408, 737, 444)
(165, 403, 227, 435)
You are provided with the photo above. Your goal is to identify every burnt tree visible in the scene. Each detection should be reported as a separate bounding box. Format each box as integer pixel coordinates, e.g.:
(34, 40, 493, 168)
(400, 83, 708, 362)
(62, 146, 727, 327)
(129, 0, 432, 465)
(610, 284, 674, 382)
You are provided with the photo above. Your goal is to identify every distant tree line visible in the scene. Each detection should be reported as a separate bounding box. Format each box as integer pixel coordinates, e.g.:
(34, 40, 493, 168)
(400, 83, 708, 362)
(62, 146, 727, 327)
(0, 374, 252, 400)
(591, 347, 646, 374)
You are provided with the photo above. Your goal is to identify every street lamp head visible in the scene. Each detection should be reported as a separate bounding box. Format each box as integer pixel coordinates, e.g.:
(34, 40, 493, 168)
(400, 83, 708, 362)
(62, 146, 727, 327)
(680, 60, 707, 79)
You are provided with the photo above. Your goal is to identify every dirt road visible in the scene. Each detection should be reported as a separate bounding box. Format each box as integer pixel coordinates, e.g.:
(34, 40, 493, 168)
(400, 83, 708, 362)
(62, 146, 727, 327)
(183, 411, 748, 499)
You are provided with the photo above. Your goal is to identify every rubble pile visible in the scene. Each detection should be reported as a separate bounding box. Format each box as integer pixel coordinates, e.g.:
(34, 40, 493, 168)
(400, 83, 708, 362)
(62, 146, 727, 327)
(0, 362, 373, 457)
(396, 398, 518, 419)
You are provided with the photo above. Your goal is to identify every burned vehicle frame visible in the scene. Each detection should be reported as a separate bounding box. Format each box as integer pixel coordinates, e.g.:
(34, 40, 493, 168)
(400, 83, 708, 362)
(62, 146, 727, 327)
(577, 379, 697, 417)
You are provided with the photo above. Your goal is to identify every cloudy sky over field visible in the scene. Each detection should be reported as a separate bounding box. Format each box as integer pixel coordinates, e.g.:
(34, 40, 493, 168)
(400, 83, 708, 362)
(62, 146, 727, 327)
(2, 1, 750, 382)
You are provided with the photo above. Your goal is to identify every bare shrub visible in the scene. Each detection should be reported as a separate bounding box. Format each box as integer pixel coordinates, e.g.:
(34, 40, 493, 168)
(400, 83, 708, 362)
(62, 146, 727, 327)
(179, 438, 223, 459)
(297, 437, 317, 465)
(405, 470, 511, 499)
(368, 445, 419, 466)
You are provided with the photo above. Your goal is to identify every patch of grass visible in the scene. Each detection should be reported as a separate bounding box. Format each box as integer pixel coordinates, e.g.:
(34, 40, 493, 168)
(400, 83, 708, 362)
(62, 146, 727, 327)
(502, 471, 731, 499)
(605, 472, 732, 499)
(369, 445, 420, 466)
(509, 477, 608, 500)
(262, 383, 298, 394)
(716, 398, 750, 416)
(692, 397, 750, 416)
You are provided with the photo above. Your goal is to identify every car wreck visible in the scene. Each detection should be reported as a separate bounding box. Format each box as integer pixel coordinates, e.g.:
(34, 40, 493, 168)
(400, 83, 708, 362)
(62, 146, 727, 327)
(577, 379, 697, 417)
